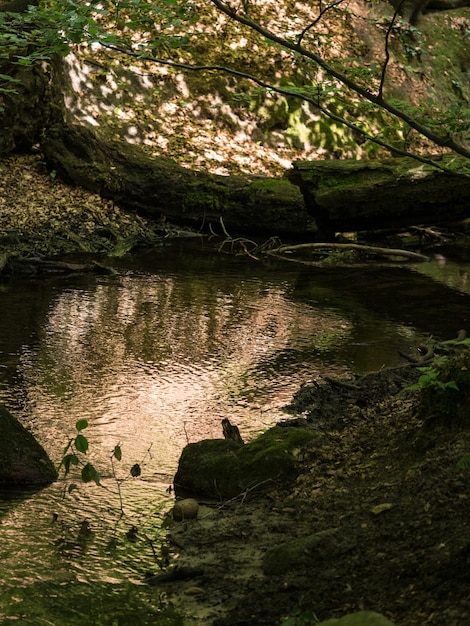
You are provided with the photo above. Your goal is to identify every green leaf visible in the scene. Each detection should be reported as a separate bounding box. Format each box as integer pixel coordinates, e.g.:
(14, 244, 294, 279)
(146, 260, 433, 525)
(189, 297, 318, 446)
(130, 463, 141, 477)
(113, 445, 122, 461)
(60, 453, 79, 476)
(75, 433, 89, 453)
(0, 74, 20, 83)
(456, 454, 470, 470)
(76, 419, 89, 432)
(81, 463, 100, 485)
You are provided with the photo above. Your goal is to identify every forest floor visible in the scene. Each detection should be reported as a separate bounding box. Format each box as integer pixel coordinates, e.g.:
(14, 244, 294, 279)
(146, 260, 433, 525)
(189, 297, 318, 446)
(0, 153, 180, 268)
(162, 361, 470, 626)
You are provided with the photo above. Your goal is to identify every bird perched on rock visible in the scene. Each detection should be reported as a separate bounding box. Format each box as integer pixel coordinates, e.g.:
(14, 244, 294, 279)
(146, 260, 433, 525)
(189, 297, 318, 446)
(221, 418, 244, 444)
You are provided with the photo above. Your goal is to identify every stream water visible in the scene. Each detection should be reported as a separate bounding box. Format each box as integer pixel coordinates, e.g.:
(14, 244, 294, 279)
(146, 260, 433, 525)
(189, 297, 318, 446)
(0, 242, 469, 625)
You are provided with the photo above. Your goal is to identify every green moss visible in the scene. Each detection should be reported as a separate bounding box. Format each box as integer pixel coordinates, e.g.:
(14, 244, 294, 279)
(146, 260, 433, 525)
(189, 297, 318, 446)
(295, 159, 392, 191)
(245, 178, 305, 214)
(183, 181, 224, 213)
(240, 425, 317, 456)
(174, 426, 318, 499)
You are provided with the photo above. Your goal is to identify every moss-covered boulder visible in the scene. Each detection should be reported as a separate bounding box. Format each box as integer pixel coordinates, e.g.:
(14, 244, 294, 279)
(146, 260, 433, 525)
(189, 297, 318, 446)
(317, 611, 396, 626)
(262, 528, 355, 576)
(174, 426, 318, 499)
(0, 405, 57, 486)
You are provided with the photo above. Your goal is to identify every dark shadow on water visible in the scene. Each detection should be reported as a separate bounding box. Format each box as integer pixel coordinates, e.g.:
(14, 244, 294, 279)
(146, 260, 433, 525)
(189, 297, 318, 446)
(0, 485, 50, 520)
(291, 264, 470, 340)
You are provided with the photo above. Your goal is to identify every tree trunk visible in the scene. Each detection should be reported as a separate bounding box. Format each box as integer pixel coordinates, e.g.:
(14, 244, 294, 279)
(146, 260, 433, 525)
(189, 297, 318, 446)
(287, 157, 470, 238)
(35, 55, 470, 240)
(41, 121, 312, 237)
(388, 0, 470, 24)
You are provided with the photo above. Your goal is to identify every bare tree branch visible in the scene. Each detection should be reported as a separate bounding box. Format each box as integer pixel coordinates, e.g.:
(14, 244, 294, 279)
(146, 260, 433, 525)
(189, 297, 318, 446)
(379, 3, 404, 99)
(297, 0, 346, 47)
(101, 43, 470, 176)
(266, 242, 429, 262)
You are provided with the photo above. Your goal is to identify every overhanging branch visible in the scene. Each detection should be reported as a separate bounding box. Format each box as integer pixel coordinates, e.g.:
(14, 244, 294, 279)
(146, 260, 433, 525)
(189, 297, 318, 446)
(209, 0, 470, 159)
(297, 0, 345, 47)
(101, 43, 469, 176)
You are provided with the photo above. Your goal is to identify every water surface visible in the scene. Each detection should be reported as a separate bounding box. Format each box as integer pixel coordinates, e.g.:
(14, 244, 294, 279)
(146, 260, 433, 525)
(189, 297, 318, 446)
(0, 243, 469, 623)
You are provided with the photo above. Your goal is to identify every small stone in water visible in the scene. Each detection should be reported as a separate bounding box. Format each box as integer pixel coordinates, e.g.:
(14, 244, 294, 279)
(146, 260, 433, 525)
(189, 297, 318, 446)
(173, 498, 199, 521)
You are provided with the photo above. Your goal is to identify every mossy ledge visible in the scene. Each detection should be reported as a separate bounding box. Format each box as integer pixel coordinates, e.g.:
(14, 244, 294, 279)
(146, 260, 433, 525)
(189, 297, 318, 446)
(173, 425, 318, 500)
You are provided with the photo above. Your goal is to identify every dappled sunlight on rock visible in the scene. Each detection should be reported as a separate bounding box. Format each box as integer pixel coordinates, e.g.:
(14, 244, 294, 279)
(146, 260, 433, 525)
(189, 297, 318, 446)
(56, 2, 393, 175)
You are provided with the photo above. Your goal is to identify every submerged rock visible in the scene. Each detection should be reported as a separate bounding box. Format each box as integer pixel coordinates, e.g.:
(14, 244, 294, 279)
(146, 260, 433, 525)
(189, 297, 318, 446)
(174, 425, 318, 499)
(0, 405, 57, 486)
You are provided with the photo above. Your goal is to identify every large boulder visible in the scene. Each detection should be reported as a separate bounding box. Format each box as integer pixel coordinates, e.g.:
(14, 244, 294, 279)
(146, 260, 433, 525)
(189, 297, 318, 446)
(0, 405, 57, 485)
(174, 425, 318, 499)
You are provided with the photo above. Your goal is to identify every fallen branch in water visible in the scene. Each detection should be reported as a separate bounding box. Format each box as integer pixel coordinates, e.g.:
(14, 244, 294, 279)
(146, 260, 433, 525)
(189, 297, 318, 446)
(5, 258, 116, 277)
(399, 329, 468, 365)
(213, 218, 429, 266)
(215, 216, 281, 259)
(265, 242, 429, 264)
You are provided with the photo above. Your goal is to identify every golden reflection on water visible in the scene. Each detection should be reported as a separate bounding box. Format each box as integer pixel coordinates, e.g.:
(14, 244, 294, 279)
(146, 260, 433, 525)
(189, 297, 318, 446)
(1, 247, 470, 626)
(18, 271, 351, 483)
(2, 256, 460, 603)
(0, 267, 354, 595)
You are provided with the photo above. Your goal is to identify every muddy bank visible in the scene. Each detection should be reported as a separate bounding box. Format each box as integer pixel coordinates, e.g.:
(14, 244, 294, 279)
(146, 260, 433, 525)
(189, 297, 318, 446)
(160, 363, 470, 625)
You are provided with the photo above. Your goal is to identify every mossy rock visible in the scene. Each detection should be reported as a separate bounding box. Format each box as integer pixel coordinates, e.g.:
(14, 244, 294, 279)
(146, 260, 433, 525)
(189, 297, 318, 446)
(174, 426, 318, 499)
(317, 611, 396, 626)
(262, 528, 355, 576)
(0, 405, 57, 486)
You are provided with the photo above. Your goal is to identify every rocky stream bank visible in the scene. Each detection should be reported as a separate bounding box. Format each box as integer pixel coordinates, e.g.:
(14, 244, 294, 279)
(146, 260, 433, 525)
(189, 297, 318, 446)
(161, 363, 470, 626)
(1, 154, 469, 625)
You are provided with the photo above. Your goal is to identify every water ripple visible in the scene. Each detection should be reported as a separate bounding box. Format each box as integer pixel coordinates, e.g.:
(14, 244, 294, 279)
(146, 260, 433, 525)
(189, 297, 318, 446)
(0, 252, 449, 620)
